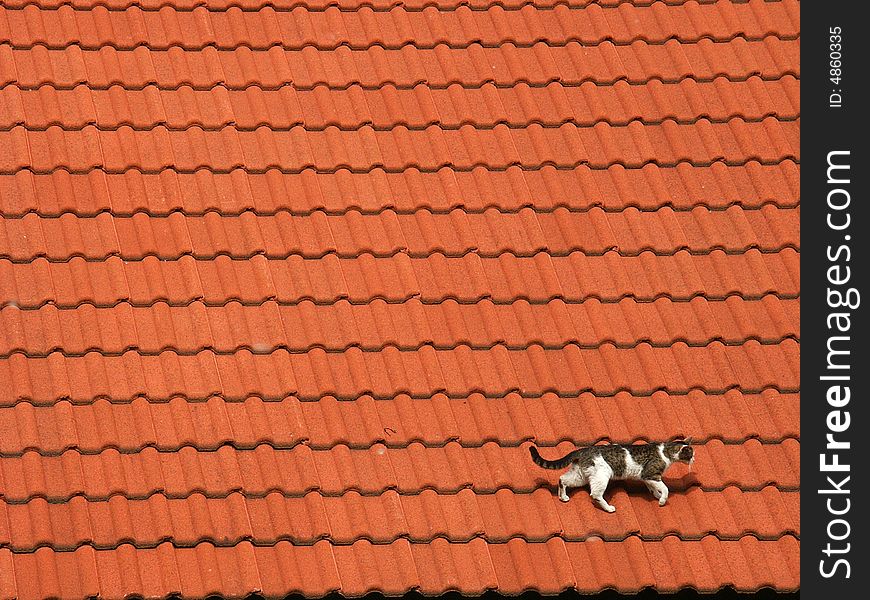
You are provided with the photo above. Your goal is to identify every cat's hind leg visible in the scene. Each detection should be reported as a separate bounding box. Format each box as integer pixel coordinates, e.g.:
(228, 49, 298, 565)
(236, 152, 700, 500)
(558, 464, 584, 502)
(588, 472, 616, 513)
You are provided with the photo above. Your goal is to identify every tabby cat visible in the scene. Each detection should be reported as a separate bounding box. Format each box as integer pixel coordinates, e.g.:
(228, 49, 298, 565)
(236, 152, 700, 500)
(529, 440, 694, 512)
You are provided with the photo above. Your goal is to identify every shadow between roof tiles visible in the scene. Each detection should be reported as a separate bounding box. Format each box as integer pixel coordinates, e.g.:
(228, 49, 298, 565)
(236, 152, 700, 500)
(0, 334, 800, 364)
(0, 433, 802, 457)
(0, 159, 801, 177)
(0, 32, 801, 53)
(265, 591, 801, 600)
(0, 205, 802, 221)
(0, 528, 801, 555)
(0, 0, 799, 14)
(0, 337, 800, 359)
(0, 203, 800, 219)
(191, 590, 802, 600)
(0, 246, 802, 263)
(1, 114, 801, 138)
(0, 73, 801, 93)
(0, 115, 802, 134)
(0, 293, 804, 312)
(0, 385, 802, 409)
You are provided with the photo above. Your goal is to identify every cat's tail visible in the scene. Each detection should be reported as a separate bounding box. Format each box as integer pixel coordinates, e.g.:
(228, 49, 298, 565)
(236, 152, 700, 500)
(528, 445, 578, 470)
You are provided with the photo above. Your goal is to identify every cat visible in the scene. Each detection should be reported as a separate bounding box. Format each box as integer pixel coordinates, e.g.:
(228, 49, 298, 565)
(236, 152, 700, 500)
(529, 440, 694, 512)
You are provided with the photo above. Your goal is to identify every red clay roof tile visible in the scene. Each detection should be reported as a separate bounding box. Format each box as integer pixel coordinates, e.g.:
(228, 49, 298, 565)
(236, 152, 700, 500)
(1, 1, 803, 50)
(1, 160, 800, 216)
(0, 205, 800, 260)
(0, 0, 799, 597)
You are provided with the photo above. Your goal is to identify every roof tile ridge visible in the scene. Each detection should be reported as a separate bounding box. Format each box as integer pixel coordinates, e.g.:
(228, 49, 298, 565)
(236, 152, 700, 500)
(0, 30, 801, 53)
(0, 530, 803, 557)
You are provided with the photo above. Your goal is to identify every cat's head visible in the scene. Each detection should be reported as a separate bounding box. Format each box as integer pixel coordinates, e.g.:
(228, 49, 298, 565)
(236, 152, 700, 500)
(664, 438, 694, 465)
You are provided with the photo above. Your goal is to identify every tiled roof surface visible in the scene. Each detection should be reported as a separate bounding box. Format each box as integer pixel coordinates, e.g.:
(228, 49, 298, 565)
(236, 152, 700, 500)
(0, 0, 799, 598)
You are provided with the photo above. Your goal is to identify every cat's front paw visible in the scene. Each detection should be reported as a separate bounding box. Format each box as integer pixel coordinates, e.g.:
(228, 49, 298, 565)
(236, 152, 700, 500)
(559, 494, 570, 503)
(658, 497, 668, 507)
(603, 504, 617, 513)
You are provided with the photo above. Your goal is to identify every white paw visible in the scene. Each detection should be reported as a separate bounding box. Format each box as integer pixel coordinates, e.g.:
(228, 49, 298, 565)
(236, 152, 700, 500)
(559, 494, 570, 503)
(603, 504, 617, 513)
(658, 497, 668, 507)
